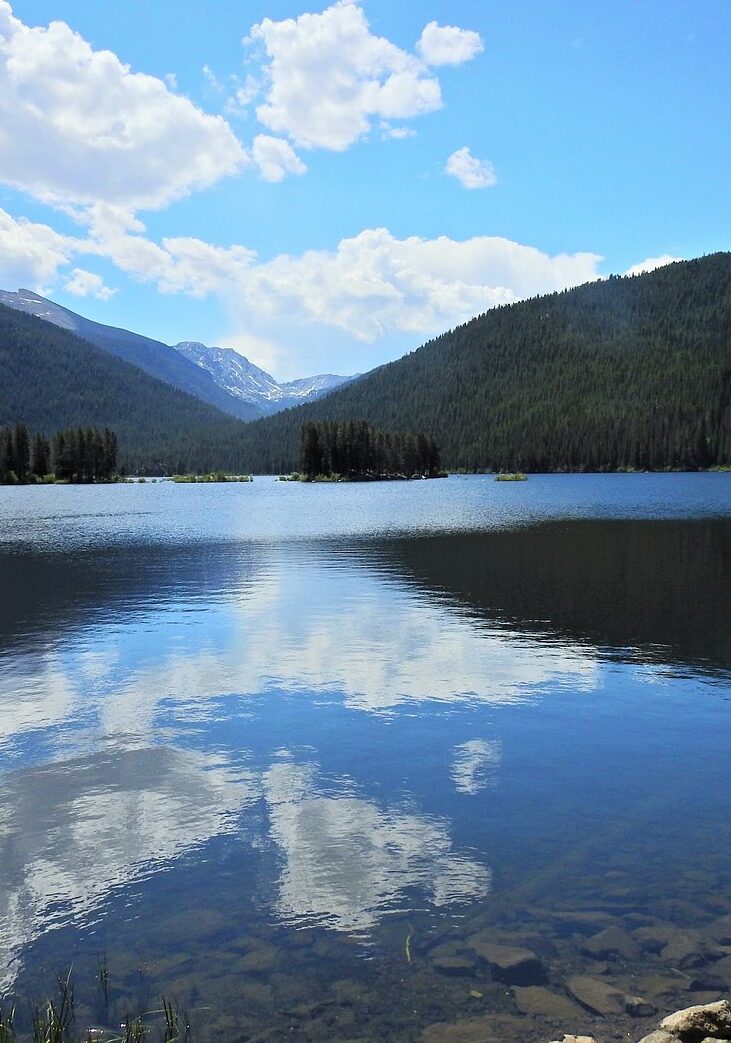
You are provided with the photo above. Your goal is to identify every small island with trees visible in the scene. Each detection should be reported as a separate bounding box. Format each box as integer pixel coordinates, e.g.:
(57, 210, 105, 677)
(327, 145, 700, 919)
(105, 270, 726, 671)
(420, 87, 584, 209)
(295, 420, 444, 481)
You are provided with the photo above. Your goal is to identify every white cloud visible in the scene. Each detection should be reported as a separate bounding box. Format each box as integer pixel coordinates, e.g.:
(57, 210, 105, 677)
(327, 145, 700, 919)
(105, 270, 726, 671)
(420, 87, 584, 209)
(623, 254, 682, 277)
(0, 2, 246, 210)
(380, 122, 417, 140)
(417, 22, 483, 67)
(231, 229, 601, 342)
(0, 206, 79, 289)
(0, 195, 603, 361)
(202, 63, 223, 91)
(446, 146, 497, 189)
(63, 267, 116, 300)
(246, 1, 442, 150)
(252, 134, 307, 182)
(225, 73, 262, 114)
(79, 217, 603, 344)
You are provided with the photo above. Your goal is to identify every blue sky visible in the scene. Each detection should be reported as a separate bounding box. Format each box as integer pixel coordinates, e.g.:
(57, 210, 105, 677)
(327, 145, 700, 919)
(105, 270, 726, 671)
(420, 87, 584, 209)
(0, 0, 729, 378)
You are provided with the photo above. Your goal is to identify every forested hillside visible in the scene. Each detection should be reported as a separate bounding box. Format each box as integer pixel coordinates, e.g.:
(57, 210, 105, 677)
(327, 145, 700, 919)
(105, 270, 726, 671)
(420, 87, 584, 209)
(0, 289, 260, 421)
(219, 253, 731, 473)
(0, 303, 241, 470)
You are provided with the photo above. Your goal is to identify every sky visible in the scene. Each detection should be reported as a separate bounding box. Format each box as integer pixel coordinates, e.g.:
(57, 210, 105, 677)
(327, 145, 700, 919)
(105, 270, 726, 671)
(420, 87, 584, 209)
(0, 1, 729, 380)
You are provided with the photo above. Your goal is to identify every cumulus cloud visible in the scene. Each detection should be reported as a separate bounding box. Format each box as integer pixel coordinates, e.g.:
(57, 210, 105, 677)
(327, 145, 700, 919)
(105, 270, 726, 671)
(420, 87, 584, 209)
(0, 206, 79, 289)
(446, 146, 497, 189)
(246, 1, 443, 150)
(623, 254, 682, 277)
(0, 195, 603, 358)
(252, 134, 307, 182)
(63, 267, 117, 299)
(417, 22, 483, 66)
(78, 218, 603, 342)
(0, 1, 246, 210)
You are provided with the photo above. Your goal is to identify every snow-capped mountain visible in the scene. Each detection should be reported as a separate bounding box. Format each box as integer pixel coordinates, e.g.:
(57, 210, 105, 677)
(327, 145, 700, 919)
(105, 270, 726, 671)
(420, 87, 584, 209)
(0, 288, 357, 419)
(174, 341, 356, 416)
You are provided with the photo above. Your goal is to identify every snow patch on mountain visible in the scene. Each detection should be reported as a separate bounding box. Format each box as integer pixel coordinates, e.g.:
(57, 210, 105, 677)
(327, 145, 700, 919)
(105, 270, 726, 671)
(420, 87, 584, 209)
(0, 288, 78, 331)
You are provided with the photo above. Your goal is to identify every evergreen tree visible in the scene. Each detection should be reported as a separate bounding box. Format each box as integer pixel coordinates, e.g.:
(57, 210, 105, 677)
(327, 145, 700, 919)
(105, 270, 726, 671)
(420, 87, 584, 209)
(31, 433, 50, 477)
(13, 422, 30, 480)
(1, 428, 15, 482)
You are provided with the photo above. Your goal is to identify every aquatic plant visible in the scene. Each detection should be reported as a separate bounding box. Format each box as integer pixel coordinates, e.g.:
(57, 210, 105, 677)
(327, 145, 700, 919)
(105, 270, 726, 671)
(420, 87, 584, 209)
(31, 970, 74, 1043)
(0, 1000, 16, 1043)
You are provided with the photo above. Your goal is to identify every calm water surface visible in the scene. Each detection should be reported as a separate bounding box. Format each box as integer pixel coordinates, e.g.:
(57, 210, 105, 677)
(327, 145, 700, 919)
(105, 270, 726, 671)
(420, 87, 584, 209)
(0, 475, 730, 1042)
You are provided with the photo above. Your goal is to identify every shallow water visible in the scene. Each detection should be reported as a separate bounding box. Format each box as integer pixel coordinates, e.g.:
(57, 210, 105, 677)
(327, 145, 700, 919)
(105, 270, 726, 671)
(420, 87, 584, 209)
(0, 474, 730, 1042)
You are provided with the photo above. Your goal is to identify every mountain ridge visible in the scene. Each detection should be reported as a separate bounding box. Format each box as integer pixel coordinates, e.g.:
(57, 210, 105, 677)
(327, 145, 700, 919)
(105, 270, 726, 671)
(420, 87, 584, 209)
(0, 289, 357, 420)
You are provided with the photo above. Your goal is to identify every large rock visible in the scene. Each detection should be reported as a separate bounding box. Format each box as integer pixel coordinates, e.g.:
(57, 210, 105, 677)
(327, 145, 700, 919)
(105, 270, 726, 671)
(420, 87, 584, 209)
(511, 986, 585, 1021)
(467, 938, 547, 984)
(582, 925, 640, 961)
(566, 975, 626, 1016)
(660, 999, 731, 1038)
(637, 1033, 678, 1043)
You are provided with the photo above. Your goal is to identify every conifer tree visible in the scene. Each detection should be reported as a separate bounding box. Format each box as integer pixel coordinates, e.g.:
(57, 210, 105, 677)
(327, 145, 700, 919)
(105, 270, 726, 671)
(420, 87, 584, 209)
(13, 422, 30, 480)
(31, 433, 50, 477)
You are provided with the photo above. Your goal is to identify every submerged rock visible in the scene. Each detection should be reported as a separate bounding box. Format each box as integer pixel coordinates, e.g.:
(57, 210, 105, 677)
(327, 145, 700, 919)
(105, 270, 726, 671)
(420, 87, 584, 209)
(566, 975, 626, 1015)
(467, 937, 547, 984)
(707, 916, 731, 946)
(421, 1013, 527, 1042)
(511, 985, 585, 1021)
(625, 994, 658, 1017)
(582, 925, 640, 961)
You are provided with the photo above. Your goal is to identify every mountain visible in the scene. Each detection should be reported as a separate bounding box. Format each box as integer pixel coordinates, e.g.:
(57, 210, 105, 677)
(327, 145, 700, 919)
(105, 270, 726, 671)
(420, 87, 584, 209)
(173, 340, 355, 415)
(0, 289, 261, 421)
(0, 301, 244, 470)
(206, 253, 731, 474)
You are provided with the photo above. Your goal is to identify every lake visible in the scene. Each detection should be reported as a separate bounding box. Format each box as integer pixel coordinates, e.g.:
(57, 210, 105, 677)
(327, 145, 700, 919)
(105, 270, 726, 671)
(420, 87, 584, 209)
(0, 474, 730, 1043)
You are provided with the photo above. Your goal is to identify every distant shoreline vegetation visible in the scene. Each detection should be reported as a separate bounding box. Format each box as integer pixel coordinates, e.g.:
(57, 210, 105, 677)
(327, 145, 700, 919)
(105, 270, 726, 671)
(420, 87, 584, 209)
(169, 472, 252, 483)
(298, 420, 444, 481)
(0, 423, 118, 485)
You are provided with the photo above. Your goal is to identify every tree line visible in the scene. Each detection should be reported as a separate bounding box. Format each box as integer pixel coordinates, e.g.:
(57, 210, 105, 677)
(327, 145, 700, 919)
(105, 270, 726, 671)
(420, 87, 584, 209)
(299, 420, 441, 479)
(0, 424, 118, 484)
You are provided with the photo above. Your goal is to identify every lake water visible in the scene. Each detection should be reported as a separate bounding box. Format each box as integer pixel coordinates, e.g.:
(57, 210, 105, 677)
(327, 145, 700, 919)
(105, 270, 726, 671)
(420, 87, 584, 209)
(0, 474, 730, 1043)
